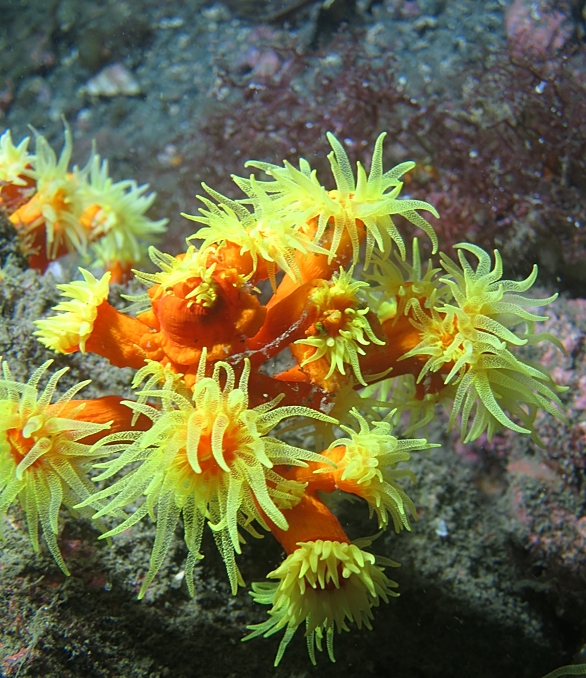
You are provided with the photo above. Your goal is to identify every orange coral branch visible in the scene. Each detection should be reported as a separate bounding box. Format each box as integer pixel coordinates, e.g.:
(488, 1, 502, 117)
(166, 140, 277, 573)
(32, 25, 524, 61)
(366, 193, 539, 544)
(267, 492, 350, 556)
(246, 280, 321, 362)
(87, 302, 150, 369)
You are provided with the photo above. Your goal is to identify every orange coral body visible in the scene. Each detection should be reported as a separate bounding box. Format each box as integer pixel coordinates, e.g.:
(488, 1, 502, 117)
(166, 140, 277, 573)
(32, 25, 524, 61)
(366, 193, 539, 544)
(0, 172, 35, 213)
(26, 132, 567, 669)
(83, 301, 151, 369)
(267, 216, 364, 308)
(264, 491, 350, 556)
(147, 268, 266, 366)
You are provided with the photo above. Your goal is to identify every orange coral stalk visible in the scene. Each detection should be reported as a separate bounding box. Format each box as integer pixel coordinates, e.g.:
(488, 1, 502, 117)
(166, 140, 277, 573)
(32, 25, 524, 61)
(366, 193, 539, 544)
(273, 364, 310, 383)
(10, 200, 69, 271)
(266, 491, 350, 556)
(0, 173, 36, 213)
(9, 188, 88, 272)
(274, 447, 343, 493)
(106, 260, 133, 285)
(246, 369, 328, 410)
(245, 280, 321, 361)
(86, 301, 151, 368)
(34, 269, 152, 370)
(357, 311, 445, 387)
(266, 218, 365, 310)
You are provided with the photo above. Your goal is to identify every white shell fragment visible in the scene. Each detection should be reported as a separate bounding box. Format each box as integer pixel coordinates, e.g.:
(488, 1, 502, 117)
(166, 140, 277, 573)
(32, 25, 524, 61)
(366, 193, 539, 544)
(86, 63, 141, 97)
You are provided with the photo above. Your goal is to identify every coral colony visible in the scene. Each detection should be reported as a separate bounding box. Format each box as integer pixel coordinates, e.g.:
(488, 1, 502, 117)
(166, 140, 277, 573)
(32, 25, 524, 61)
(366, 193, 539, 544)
(0, 127, 567, 665)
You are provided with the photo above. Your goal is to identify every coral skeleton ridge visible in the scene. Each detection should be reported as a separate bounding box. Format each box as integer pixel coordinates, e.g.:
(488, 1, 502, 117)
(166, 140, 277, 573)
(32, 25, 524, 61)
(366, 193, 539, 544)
(0, 130, 567, 665)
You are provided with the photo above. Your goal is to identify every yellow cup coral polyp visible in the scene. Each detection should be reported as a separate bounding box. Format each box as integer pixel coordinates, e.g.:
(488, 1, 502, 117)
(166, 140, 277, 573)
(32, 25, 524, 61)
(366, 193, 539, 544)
(292, 266, 385, 388)
(33, 268, 150, 369)
(0, 359, 135, 574)
(1, 125, 167, 279)
(137, 246, 267, 370)
(244, 539, 399, 666)
(79, 350, 335, 597)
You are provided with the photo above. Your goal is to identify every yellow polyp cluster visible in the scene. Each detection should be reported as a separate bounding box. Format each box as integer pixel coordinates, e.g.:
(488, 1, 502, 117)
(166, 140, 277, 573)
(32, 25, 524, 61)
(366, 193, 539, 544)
(78, 154, 167, 275)
(80, 351, 335, 597)
(244, 131, 439, 264)
(0, 124, 167, 280)
(34, 268, 111, 353)
(184, 178, 329, 288)
(0, 359, 114, 574)
(13, 131, 569, 666)
(324, 409, 438, 532)
(367, 237, 443, 322)
(14, 126, 85, 263)
(396, 244, 566, 442)
(244, 539, 399, 666)
(294, 267, 385, 387)
(132, 245, 219, 309)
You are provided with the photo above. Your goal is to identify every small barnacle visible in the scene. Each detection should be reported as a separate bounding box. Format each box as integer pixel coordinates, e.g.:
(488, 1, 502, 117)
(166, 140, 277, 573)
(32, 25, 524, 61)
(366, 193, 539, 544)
(0, 359, 115, 574)
(244, 539, 399, 666)
(80, 351, 336, 597)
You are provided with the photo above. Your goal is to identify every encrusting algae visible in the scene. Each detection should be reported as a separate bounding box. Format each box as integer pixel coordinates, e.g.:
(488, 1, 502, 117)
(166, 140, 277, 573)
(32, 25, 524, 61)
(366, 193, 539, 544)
(0, 130, 567, 666)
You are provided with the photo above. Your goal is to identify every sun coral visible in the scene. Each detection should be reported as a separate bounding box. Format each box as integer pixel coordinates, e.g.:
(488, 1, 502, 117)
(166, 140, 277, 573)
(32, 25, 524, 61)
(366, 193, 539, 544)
(33, 268, 149, 369)
(321, 409, 438, 532)
(0, 130, 32, 186)
(0, 130, 35, 213)
(1, 124, 166, 278)
(183, 177, 329, 289)
(242, 131, 439, 265)
(0, 359, 130, 573)
(8, 125, 85, 269)
(17, 131, 568, 665)
(244, 539, 399, 665)
(360, 240, 566, 443)
(34, 268, 111, 353)
(78, 154, 168, 282)
(292, 266, 385, 388)
(401, 244, 566, 442)
(79, 351, 335, 597)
